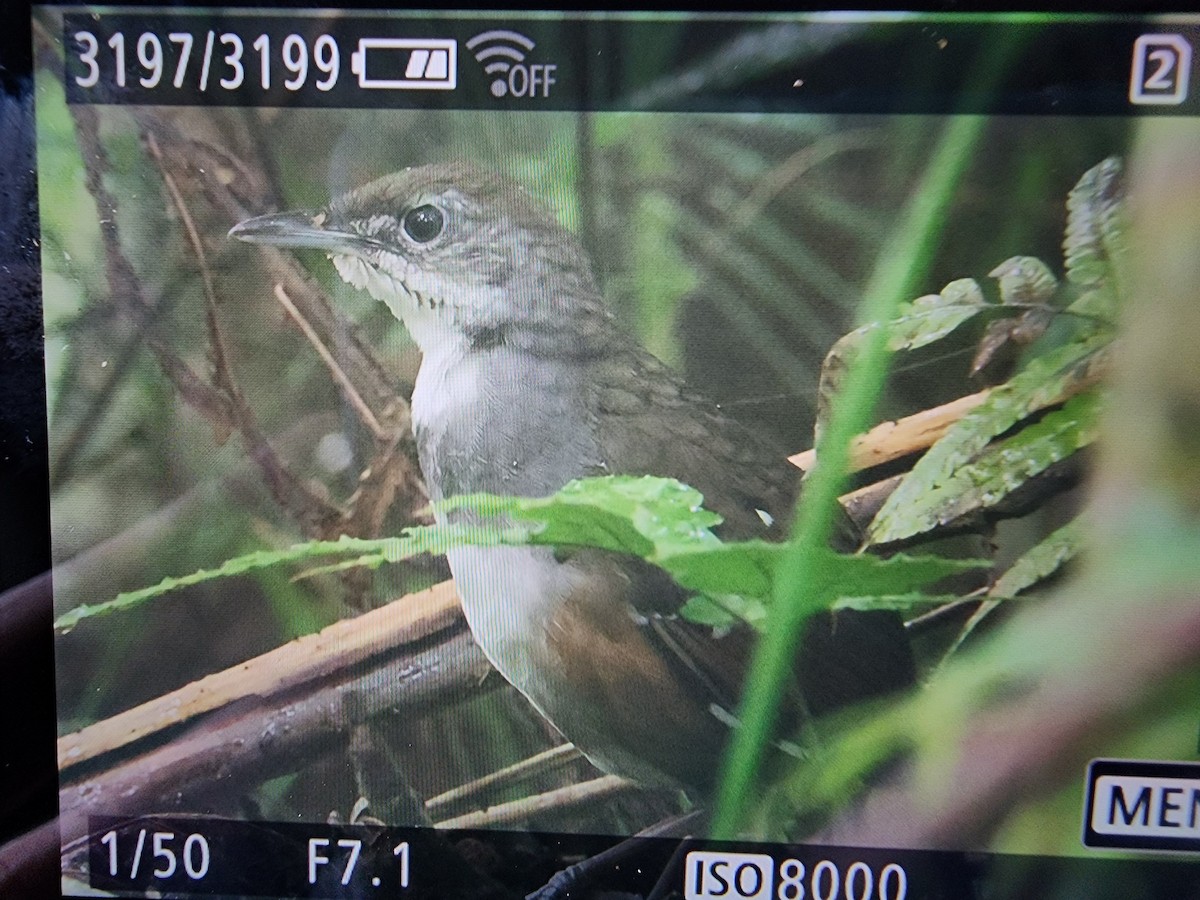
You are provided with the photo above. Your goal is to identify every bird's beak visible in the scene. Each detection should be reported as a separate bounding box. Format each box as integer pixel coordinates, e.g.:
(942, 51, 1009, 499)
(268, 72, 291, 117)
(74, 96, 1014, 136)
(229, 210, 380, 255)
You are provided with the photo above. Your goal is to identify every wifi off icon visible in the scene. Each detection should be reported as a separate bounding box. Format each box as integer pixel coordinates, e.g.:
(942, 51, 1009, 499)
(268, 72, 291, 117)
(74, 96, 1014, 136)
(467, 30, 558, 98)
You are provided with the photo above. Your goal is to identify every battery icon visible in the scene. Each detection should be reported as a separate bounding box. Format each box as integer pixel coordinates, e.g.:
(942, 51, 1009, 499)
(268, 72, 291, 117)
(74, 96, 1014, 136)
(350, 38, 458, 90)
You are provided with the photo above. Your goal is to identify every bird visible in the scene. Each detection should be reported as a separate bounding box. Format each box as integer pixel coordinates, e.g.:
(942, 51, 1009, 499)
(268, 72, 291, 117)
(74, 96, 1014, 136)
(230, 162, 914, 794)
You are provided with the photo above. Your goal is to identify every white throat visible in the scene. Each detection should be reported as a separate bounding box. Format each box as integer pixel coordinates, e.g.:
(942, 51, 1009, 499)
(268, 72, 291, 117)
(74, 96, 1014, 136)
(331, 253, 484, 445)
(332, 253, 463, 353)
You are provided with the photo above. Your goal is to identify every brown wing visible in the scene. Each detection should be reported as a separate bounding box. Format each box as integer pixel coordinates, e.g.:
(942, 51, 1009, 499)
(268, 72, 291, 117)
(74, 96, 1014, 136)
(586, 347, 801, 541)
(576, 346, 912, 763)
(556, 549, 915, 790)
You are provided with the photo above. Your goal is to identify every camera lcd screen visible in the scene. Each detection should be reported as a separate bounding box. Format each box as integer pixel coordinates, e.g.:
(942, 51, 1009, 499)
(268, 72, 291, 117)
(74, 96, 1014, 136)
(21, 5, 1200, 899)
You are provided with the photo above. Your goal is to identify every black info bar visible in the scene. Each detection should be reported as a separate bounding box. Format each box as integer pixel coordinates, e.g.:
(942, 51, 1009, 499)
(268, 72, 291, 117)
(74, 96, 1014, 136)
(59, 11, 1200, 115)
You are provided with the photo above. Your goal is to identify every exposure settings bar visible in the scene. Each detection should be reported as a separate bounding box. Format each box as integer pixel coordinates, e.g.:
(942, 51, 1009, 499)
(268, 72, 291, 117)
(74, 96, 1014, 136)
(89, 815, 931, 899)
(61, 11, 1200, 114)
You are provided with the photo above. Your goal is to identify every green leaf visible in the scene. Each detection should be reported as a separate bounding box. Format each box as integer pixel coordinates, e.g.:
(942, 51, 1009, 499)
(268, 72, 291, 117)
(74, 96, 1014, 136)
(990, 519, 1082, 598)
(806, 550, 988, 600)
(869, 336, 1109, 545)
(1062, 158, 1127, 325)
(941, 522, 1083, 661)
(53, 536, 400, 631)
(1063, 156, 1125, 289)
(52, 523, 519, 632)
(448, 479, 986, 608)
(885, 295, 988, 353)
(939, 277, 986, 308)
(681, 594, 767, 629)
(661, 542, 986, 609)
(989, 255, 1059, 306)
(874, 392, 1100, 541)
(440, 474, 723, 558)
(827, 282, 987, 362)
(1065, 283, 1119, 320)
(832, 592, 965, 612)
(60, 476, 722, 631)
(816, 278, 987, 434)
(65, 471, 989, 635)
(661, 540, 781, 596)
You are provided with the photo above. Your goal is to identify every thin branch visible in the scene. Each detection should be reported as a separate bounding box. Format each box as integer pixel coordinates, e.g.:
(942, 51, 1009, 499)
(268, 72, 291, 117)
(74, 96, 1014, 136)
(273, 283, 386, 440)
(37, 36, 431, 543)
(69, 104, 236, 428)
(433, 775, 636, 830)
(31, 22, 233, 431)
(145, 132, 345, 536)
(136, 112, 403, 420)
(792, 390, 991, 473)
(790, 353, 1104, 474)
(425, 742, 583, 818)
(732, 127, 882, 230)
(131, 111, 429, 532)
(145, 133, 234, 399)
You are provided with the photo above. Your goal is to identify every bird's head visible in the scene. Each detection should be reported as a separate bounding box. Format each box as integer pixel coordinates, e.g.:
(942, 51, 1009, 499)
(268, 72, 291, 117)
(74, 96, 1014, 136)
(230, 162, 612, 354)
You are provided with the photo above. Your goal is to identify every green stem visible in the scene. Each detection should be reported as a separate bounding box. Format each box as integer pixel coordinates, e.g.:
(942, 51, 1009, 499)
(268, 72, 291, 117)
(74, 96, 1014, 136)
(711, 37, 1023, 838)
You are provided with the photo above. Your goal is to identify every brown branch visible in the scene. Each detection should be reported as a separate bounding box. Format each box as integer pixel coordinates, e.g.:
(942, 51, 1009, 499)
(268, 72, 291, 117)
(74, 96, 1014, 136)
(433, 775, 637, 830)
(69, 103, 235, 429)
(135, 110, 429, 532)
(425, 742, 583, 819)
(45, 34, 348, 539)
(145, 131, 345, 537)
(145, 133, 235, 401)
(28, 23, 232, 430)
(135, 112, 403, 420)
(269, 284, 430, 534)
(273, 283, 386, 440)
(64, 77, 424, 540)
(35, 33, 434, 546)
(838, 474, 904, 532)
(58, 580, 460, 772)
(57, 590, 494, 847)
(792, 390, 992, 473)
(790, 353, 1105, 475)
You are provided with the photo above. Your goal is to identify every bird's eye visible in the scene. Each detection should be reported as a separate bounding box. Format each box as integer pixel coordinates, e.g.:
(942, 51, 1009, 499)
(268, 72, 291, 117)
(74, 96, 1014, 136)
(402, 205, 444, 243)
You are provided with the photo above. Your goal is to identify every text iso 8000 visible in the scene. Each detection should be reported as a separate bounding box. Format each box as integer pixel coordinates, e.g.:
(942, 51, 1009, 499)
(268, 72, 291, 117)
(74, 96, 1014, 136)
(685, 852, 909, 900)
